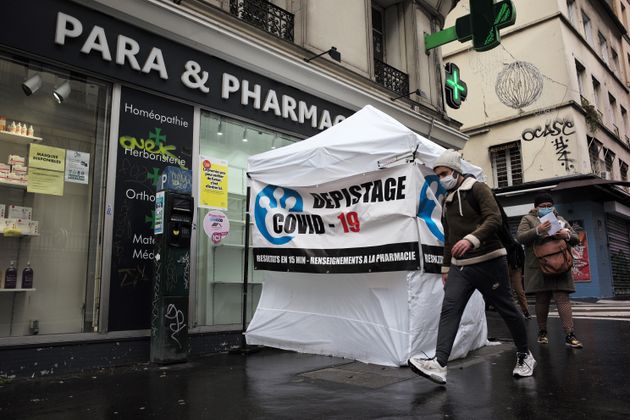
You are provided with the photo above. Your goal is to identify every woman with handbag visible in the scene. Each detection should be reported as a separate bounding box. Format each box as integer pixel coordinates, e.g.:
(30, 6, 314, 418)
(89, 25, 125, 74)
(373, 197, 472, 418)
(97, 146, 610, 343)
(516, 193, 583, 348)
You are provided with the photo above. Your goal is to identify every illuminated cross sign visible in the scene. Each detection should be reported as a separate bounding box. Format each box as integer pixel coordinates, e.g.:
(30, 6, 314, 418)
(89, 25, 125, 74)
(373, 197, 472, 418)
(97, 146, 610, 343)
(424, 0, 516, 52)
(444, 63, 467, 109)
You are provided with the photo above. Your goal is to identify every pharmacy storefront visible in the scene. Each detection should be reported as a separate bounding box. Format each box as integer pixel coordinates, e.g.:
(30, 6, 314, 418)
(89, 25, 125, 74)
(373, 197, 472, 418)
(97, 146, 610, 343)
(0, 0, 351, 375)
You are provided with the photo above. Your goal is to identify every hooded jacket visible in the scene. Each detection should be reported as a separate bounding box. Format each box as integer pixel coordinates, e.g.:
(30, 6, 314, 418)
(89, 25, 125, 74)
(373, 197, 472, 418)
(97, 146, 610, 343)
(441, 176, 506, 273)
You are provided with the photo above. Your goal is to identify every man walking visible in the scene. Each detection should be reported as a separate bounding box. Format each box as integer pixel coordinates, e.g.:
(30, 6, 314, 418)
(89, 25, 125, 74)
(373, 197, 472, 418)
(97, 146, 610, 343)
(408, 149, 535, 385)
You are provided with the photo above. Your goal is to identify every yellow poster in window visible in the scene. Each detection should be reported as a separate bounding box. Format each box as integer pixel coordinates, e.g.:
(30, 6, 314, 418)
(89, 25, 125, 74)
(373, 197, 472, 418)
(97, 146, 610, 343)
(27, 167, 64, 196)
(29, 143, 66, 172)
(199, 156, 228, 210)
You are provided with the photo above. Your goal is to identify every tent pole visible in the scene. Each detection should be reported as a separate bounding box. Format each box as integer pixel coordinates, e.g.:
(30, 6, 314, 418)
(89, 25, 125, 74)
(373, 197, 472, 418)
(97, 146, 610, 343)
(241, 186, 251, 341)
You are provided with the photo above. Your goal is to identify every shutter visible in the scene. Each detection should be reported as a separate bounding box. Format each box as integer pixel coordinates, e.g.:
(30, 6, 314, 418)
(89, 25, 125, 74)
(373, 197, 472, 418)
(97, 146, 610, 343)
(607, 215, 630, 295)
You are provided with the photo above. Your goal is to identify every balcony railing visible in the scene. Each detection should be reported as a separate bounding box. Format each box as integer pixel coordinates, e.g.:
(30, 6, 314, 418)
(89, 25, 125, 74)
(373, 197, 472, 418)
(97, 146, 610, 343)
(374, 59, 409, 97)
(230, 0, 294, 42)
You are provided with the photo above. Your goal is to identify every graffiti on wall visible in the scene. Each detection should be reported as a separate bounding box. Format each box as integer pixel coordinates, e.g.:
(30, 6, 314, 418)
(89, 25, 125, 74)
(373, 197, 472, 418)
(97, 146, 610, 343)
(521, 118, 576, 170)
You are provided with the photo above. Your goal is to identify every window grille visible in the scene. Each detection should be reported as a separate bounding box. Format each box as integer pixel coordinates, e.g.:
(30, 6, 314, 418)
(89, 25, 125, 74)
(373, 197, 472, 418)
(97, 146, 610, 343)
(229, 0, 294, 42)
(490, 141, 523, 188)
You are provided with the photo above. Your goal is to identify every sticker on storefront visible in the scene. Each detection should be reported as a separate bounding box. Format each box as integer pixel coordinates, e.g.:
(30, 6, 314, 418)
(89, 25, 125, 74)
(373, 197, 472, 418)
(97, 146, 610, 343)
(203, 210, 230, 245)
(27, 167, 64, 196)
(65, 150, 90, 184)
(29, 143, 66, 172)
(198, 156, 228, 210)
(155, 191, 165, 235)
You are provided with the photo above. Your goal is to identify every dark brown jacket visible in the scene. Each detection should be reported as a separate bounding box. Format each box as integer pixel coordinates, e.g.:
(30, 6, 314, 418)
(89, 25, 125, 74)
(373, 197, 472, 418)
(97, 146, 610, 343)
(441, 177, 506, 273)
(516, 209, 579, 293)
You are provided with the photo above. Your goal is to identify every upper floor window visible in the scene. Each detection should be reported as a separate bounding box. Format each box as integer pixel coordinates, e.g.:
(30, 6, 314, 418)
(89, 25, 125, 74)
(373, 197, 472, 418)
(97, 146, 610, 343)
(588, 137, 603, 173)
(490, 141, 523, 188)
(567, 0, 576, 25)
(620, 160, 628, 181)
(621, 106, 628, 142)
(575, 60, 585, 96)
(608, 93, 617, 132)
(592, 77, 601, 109)
(604, 149, 615, 175)
(229, 0, 294, 42)
(611, 48, 619, 73)
(598, 32, 608, 64)
(372, 7, 385, 62)
(371, 2, 409, 97)
(582, 12, 593, 43)
(621, 159, 629, 193)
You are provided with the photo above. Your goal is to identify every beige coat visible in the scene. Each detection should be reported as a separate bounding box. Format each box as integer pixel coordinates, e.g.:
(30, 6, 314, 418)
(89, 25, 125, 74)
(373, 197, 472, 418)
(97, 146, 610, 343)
(516, 209, 579, 294)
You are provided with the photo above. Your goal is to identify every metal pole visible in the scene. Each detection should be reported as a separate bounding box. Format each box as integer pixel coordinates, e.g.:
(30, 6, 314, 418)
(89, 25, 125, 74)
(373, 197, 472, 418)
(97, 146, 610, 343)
(240, 186, 251, 346)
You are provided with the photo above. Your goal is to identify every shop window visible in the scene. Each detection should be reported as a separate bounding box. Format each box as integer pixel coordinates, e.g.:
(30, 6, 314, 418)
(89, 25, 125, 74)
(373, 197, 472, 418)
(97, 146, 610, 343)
(195, 112, 296, 327)
(0, 55, 110, 337)
(490, 141, 523, 188)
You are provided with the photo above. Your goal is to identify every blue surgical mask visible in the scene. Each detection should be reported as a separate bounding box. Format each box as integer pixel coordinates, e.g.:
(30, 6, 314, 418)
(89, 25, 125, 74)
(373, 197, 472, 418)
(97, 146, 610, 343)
(538, 207, 554, 217)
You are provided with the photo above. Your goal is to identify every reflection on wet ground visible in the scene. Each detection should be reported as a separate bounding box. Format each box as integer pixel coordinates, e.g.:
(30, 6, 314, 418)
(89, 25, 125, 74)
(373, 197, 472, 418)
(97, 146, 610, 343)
(1, 312, 629, 419)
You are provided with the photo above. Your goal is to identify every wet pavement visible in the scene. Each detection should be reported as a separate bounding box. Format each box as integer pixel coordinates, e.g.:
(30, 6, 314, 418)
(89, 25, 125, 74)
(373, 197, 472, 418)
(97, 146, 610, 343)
(1, 308, 630, 419)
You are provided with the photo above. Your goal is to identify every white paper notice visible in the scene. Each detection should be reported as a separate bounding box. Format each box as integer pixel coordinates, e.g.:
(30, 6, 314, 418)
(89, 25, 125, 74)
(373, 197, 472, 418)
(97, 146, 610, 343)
(539, 212, 564, 235)
(65, 150, 90, 184)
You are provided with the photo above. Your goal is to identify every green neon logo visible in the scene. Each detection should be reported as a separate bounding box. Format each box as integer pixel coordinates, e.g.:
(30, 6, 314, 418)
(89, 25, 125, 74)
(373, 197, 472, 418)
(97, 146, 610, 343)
(445, 63, 468, 109)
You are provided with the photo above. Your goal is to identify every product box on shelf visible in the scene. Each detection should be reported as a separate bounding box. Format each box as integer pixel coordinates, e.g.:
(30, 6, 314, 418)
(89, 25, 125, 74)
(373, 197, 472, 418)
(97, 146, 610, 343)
(7, 205, 32, 220)
(0, 163, 9, 173)
(8, 155, 25, 166)
(11, 164, 27, 175)
(0, 218, 37, 235)
(0, 218, 15, 231)
(0, 204, 4, 218)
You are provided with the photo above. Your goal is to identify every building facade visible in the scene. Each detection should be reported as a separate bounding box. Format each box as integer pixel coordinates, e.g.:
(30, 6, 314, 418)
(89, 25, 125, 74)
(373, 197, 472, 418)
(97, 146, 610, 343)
(443, 0, 630, 298)
(0, 0, 463, 376)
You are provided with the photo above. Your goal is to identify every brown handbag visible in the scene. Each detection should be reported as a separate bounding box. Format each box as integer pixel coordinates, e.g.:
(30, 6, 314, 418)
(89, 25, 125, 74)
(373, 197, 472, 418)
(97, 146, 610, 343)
(533, 239, 573, 276)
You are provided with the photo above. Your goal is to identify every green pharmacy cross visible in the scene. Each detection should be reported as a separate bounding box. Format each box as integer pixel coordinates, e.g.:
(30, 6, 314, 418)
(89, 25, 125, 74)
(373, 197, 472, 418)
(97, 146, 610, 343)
(425, 0, 516, 52)
(444, 63, 467, 109)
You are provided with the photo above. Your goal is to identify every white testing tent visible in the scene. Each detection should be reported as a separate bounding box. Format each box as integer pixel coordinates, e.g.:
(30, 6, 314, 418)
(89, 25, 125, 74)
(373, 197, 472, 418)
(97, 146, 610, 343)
(245, 105, 488, 367)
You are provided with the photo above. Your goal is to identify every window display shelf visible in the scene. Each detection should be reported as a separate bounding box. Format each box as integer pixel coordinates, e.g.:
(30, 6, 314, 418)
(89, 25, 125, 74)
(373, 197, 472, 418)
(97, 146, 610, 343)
(0, 231, 39, 237)
(0, 179, 27, 189)
(0, 288, 36, 292)
(0, 130, 42, 145)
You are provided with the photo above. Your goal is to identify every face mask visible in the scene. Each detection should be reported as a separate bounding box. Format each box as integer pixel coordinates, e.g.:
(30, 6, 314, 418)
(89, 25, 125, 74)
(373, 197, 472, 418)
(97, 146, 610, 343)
(440, 173, 459, 190)
(538, 207, 554, 217)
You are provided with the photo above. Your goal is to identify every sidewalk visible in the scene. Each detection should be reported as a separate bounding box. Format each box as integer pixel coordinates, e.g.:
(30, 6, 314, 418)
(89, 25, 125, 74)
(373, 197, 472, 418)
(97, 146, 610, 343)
(1, 311, 629, 419)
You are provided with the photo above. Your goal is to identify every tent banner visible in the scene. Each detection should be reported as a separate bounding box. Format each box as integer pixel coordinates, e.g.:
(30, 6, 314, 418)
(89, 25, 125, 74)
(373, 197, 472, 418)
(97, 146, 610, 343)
(250, 164, 422, 273)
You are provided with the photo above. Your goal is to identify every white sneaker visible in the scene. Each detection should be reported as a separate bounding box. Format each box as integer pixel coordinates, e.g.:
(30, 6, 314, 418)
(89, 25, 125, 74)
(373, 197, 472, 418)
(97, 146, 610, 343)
(408, 356, 447, 384)
(513, 351, 536, 377)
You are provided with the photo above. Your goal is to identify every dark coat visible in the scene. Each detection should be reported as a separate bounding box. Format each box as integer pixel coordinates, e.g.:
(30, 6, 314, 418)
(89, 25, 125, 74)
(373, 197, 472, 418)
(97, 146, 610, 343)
(516, 208, 579, 294)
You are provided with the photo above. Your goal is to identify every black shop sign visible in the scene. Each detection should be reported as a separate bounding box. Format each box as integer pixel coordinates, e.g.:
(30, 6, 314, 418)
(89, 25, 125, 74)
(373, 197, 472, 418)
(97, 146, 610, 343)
(0, 0, 351, 137)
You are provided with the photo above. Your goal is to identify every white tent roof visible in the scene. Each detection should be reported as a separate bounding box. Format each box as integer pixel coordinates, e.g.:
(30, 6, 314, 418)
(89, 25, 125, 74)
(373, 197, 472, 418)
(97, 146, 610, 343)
(247, 105, 483, 186)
